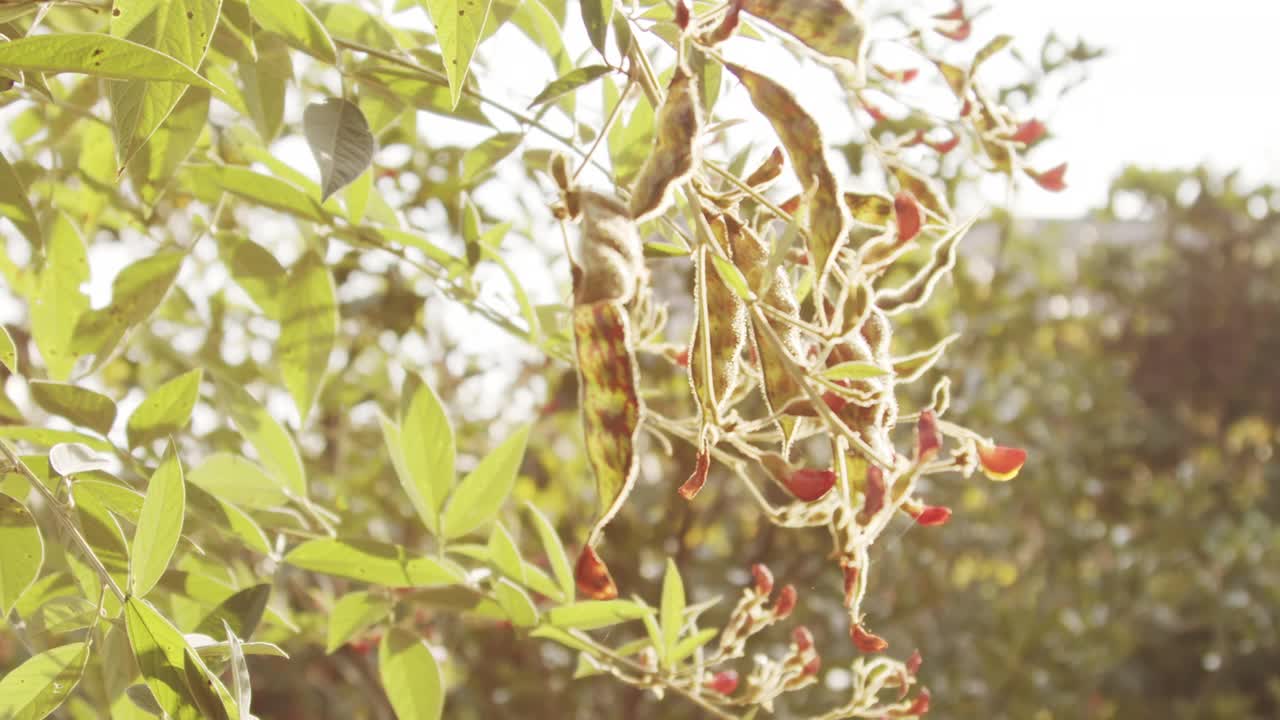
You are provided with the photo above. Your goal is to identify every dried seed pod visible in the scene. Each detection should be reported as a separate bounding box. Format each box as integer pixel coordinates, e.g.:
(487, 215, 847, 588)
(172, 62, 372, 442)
(843, 191, 894, 229)
(741, 0, 866, 69)
(572, 301, 643, 577)
(550, 152, 571, 192)
(688, 214, 747, 422)
(575, 191, 648, 305)
(744, 146, 786, 189)
(629, 66, 701, 222)
(726, 63, 850, 291)
(877, 220, 971, 315)
(892, 333, 959, 383)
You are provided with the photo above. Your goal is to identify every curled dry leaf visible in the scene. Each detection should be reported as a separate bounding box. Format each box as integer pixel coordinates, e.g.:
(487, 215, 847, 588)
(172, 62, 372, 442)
(629, 66, 702, 222)
(850, 623, 889, 653)
(741, 0, 866, 68)
(677, 449, 711, 500)
(575, 544, 619, 600)
(727, 63, 849, 289)
(744, 146, 785, 188)
(701, 0, 743, 45)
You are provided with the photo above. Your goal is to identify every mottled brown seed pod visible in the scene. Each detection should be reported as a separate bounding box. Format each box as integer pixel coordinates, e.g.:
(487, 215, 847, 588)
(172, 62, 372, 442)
(575, 191, 648, 305)
(629, 66, 701, 222)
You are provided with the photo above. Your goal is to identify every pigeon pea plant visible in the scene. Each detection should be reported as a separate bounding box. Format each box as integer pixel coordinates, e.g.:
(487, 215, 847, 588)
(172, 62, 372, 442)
(0, 0, 1072, 718)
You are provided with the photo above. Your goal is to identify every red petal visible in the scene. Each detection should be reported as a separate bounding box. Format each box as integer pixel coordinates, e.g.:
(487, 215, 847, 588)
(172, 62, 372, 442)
(894, 190, 922, 244)
(913, 505, 952, 526)
(842, 562, 860, 608)
(792, 625, 815, 651)
(959, 98, 973, 117)
(861, 466, 886, 518)
(802, 655, 822, 675)
(773, 584, 797, 619)
(751, 563, 775, 597)
(675, 0, 690, 30)
(678, 450, 711, 499)
(901, 68, 920, 83)
(915, 409, 941, 462)
(575, 546, 618, 600)
(977, 444, 1027, 481)
(906, 649, 923, 676)
(779, 194, 802, 214)
(850, 624, 889, 653)
(927, 134, 960, 154)
(786, 468, 836, 502)
(1026, 163, 1068, 192)
(934, 3, 965, 21)
(896, 688, 931, 716)
(1009, 119, 1047, 145)
(864, 103, 888, 123)
(823, 390, 849, 414)
(706, 670, 739, 695)
(935, 20, 972, 41)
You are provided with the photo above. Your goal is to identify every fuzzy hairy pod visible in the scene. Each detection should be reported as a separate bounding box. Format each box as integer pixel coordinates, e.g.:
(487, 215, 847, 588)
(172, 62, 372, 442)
(741, 0, 866, 69)
(629, 66, 701, 222)
(573, 191, 648, 306)
(892, 165, 951, 222)
(892, 333, 959, 383)
(726, 63, 850, 291)
(688, 214, 748, 423)
(877, 219, 971, 315)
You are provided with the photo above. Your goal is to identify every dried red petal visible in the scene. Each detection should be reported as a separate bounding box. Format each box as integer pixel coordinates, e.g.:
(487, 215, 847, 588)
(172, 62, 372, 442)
(915, 409, 941, 462)
(706, 670, 739, 695)
(575, 545, 618, 600)
(861, 466, 886, 519)
(774, 584, 797, 619)
(678, 450, 711, 500)
(674, 0, 690, 30)
(894, 190, 922, 244)
(779, 194, 802, 214)
(895, 688, 931, 716)
(792, 625, 815, 651)
(935, 20, 971, 41)
(900, 68, 920, 83)
(751, 563, 775, 597)
(959, 98, 973, 117)
(906, 649, 923, 676)
(802, 655, 822, 676)
(977, 443, 1027, 480)
(913, 505, 952, 526)
(823, 390, 848, 414)
(850, 624, 889, 653)
(673, 349, 690, 367)
(1026, 163, 1067, 192)
(1009, 119, 1047, 145)
(786, 468, 836, 502)
(934, 3, 965, 21)
(864, 103, 888, 123)
(704, 0, 743, 44)
(927, 133, 960, 154)
(842, 563, 860, 608)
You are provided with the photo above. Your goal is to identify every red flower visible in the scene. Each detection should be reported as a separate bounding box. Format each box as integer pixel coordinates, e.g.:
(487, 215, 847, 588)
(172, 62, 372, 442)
(892, 688, 931, 716)
(1025, 163, 1067, 192)
(851, 624, 889, 653)
(906, 649, 923, 676)
(575, 546, 618, 600)
(911, 505, 952, 526)
(936, 20, 971, 41)
(927, 133, 960, 154)
(674, 0, 690, 30)
(1009, 119, 1047, 145)
(842, 562, 860, 608)
(934, 3, 966, 21)
(916, 409, 941, 462)
(977, 444, 1027, 481)
(861, 466, 886, 519)
(786, 468, 836, 502)
(773, 584, 798, 619)
(751, 563, 775, 597)
(792, 625, 815, 651)
(678, 450, 711, 499)
(894, 190, 922, 244)
(706, 670, 739, 695)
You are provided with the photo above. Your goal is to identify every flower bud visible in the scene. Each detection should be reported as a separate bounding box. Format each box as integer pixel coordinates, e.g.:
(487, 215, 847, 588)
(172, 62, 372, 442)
(1026, 163, 1067, 192)
(850, 624, 888, 653)
(786, 468, 836, 502)
(802, 655, 822, 676)
(913, 505, 952, 526)
(977, 443, 1027, 481)
(773, 584, 797, 619)
(915, 409, 941, 463)
(906, 649, 923, 676)
(705, 670, 739, 695)
(751, 563, 775, 597)
(792, 625, 815, 652)
(859, 466, 886, 522)
(842, 563, 860, 608)
(674, 0, 690, 30)
(1008, 119, 1047, 145)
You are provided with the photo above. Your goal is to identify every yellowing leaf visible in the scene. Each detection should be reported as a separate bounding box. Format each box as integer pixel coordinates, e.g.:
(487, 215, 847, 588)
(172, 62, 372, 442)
(379, 629, 445, 720)
(0, 492, 43, 617)
(187, 453, 288, 510)
(71, 251, 185, 373)
(131, 441, 185, 598)
(421, 0, 494, 109)
(821, 361, 890, 381)
(741, 0, 866, 66)
(286, 538, 463, 586)
(0, 33, 219, 89)
(127, 368, 203, 449)
(108, 0, 221, 167)
(278, 251, 337, 425)
(31, 214, 89, 381)
(126, 86, 210, 205)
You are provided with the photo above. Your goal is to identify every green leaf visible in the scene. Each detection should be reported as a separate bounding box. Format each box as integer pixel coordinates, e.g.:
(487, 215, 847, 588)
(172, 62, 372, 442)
(529, 625, 594, 654)
(240, 33, 292, 142)
(0, 492, 43, 617)
(252, 0, 337, 62)
(130, 440, 185, 598)
(892, 333, 959, 383)
(487, 521, 525, 585)
(70, 250, 185, 371)
(523, 502, 574, 601)
(0, 641, 91, 720)
(441, 423, 530, 539)
(180, 645, 234, 720)
(546, 600, 653, 630)
(710, 252, 754, 302)
(494, 578, 538, 627)
(821, 361, 891, 381)
(461, 132, 521, 185)
(217, 378, 307, 497)
(126, 368, 202, 449)
(0, 428, 111, 454)
(379, 628, 444, 720)
(671, 627, 718, 664)
(107, 0, 222, 167)
(325, 591, 392, 654)
(222, 621, 251, 720)
(659, 559, 684, 667)
(0, 326, 16, 376)
(383, 373, 454, 535)
(31, 214, 89, 381)
(27, 382, 117, 435)
(421, 0, 494, 109)
(185, 484, 272, 555)
(527, 64, 611, 109)
(0, 151, 42, 250)
(0, 33, 218, 88)
(304, 97, 375, 201)
(216, 232, 287, 319)
(581, 0, 612, 56)
(125, 596, 205, 720)
(971, 34, 1014, 77)
(194, 583, 272, 639)
(187, 452, 288, 510)
(198, 164, 329, 223)
(126, 86, 210, 205)
(285, 538, 464, 587)
(278, 251, 337, 425)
